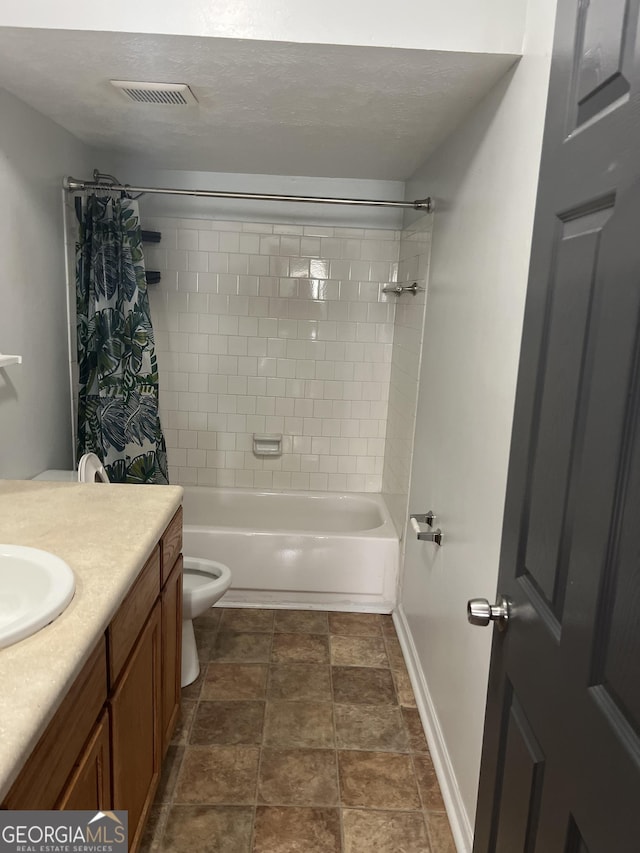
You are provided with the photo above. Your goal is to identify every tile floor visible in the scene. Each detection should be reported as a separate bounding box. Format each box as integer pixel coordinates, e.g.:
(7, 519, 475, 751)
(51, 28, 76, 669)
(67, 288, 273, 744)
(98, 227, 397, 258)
(142, 608, 456, 853)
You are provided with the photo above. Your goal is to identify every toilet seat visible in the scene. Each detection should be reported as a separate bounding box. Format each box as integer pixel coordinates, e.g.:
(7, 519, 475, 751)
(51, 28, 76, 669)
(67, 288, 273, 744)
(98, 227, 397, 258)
(78, 453, 110, 483)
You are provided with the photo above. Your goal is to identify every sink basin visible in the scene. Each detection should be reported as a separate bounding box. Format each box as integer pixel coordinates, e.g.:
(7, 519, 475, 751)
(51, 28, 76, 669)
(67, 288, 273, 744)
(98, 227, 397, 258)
(0, 545, 75, 649)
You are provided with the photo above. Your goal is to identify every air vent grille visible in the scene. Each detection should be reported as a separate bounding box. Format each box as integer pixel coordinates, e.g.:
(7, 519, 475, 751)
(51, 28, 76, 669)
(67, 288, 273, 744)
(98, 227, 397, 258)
(110, 80, 198, 106)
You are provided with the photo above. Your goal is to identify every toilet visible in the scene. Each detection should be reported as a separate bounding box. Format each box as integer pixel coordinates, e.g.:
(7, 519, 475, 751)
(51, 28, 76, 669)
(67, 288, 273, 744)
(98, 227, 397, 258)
(182, 557, 232, 686)
(33, 459, 232, 687)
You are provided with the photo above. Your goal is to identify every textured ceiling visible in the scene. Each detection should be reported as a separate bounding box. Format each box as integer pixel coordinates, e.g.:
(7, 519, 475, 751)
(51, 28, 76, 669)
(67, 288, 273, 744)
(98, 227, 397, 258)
(0, 28, 516, 180)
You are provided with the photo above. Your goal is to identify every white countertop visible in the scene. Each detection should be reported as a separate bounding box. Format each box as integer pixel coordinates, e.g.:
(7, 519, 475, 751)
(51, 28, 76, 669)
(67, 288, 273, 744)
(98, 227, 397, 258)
(0, 479, 183, 800)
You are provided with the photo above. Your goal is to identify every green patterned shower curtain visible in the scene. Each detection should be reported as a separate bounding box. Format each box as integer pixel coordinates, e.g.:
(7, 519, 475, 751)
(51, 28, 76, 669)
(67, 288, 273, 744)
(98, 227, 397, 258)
(76, 195, 168, 484)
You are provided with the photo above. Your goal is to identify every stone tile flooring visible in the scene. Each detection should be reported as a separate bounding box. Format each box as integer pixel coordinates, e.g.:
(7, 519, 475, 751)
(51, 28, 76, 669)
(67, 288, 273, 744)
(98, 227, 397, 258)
(141, 608, 456, 852)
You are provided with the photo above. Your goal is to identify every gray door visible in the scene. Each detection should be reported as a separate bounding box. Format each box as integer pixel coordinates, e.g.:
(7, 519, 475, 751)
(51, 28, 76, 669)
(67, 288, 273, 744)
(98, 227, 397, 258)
(472, 1, 640, 850)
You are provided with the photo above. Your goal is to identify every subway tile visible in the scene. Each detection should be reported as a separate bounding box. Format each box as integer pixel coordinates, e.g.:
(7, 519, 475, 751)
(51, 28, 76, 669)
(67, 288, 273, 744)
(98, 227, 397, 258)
(242, 221, 272, 233)
(349, 260, 370, 281)
(176, 271, 198, 293)
(217, 274, 238, 295)
(188, 374, 208, 394)
(180, 218, 214, 230)
(264, 416, 285, 433)
(229, 295, 249, 315)
(230, 255, 251, 276)
(270, 257, 290, 277)
(273, 223, 304, 235)
(291, 472, 311, 490)
(348, 302, 368, 323)
(219, 232, 240, 253)
(303, 225, 334, 237)
(249, 255, 271, 276)
(300, 237, 321, 257)
(273, 471, 292, 489)
(229, 376, 248, 395)
(239, 233, 260, 254)
(237, 396, 257, 415)
(327, 473, 347, 491)
(228, 337, 248, 356)
(309, 259, 329, 278)
(166, 250, 188, 271)
(289, 258, 310, 278)
(198, 231, 219, 252)
(198, 431, 218, 450)
(260, 235, 280, 255)
(343, 239, 362, 259)
(208, 252, 229, 273)
(334, 226, 365, 238)
(280, 236, 301, 256)
(296, 320, 318, 341)
(178, 230, 199, 251)
(295, 398, 314, 418)
(188, 334, 209, 354)
(248, 377, 267, 396)
(187, 251, 209, 273)
(249, 296, 270, 316)
(197, 394, 218, 413)
(279, 278, 298, 297)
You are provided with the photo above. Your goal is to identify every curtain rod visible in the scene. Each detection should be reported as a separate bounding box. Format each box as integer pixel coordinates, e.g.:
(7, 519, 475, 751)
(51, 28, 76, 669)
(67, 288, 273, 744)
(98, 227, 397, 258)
(64, 174, 432, 212)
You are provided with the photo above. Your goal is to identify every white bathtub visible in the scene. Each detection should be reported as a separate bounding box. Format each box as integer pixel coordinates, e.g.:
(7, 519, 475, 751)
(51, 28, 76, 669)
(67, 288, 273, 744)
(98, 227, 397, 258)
(182, 487, 399, 611)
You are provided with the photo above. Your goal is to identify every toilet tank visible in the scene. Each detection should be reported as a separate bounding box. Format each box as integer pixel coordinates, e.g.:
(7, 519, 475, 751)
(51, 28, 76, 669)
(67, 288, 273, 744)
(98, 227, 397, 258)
(32, 470, 77, 482)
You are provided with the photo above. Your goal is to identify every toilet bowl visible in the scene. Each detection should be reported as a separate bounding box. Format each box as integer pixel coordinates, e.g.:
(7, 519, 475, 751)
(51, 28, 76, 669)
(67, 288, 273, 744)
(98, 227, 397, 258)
(182, 557, 232, 686)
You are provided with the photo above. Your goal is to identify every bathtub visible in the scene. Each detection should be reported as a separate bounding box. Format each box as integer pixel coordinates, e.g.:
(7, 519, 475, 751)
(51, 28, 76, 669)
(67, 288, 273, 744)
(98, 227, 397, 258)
(182, 487, 399, 611)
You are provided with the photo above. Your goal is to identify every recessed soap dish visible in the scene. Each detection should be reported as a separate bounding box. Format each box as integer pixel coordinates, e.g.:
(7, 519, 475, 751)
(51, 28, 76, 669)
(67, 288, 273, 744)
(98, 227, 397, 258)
(253, 434, 282, 457)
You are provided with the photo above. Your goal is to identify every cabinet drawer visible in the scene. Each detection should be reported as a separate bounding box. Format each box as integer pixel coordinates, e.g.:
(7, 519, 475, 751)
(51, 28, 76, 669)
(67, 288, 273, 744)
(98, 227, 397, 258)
(3, 639, 107, 810)
(161, 507, 182, 587)
(108, 546, 160, 685)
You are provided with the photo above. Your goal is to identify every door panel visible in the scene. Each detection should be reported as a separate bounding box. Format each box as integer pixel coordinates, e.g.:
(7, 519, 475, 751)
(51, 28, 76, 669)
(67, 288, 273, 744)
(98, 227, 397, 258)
(565, 818, 591, 853)
(494, 693, 545, 853)
(573, 0, 637, 128)
(523, 201, 613, 613)
(474, 0, 640, 849)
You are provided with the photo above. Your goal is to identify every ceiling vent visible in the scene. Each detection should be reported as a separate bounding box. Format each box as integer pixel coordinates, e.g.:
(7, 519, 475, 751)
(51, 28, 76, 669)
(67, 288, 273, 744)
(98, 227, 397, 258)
(110, 80, 198, 105)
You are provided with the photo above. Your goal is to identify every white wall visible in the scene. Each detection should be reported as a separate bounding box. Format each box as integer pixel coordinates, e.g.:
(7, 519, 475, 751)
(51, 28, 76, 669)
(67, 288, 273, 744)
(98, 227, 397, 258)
(0, 89, 90, 479)
(0, 0, 527, 55)
(396, 0, 558, 848)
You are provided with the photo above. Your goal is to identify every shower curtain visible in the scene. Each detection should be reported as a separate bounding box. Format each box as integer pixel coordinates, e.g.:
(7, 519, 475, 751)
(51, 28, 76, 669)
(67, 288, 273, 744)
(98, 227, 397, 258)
(76, 194, 169, 484)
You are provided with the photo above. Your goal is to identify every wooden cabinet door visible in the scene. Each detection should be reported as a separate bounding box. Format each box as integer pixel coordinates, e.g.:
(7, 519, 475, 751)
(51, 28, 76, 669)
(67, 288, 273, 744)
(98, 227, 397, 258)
(161, 555, 183, 755)
(110, 601, 161, 853)
(56, 711, 111, 811)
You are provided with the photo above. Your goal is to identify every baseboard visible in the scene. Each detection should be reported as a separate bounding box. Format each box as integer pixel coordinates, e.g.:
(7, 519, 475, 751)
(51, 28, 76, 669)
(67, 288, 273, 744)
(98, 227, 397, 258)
(393, 605, 474, 853)
(216, 593, 392, 613)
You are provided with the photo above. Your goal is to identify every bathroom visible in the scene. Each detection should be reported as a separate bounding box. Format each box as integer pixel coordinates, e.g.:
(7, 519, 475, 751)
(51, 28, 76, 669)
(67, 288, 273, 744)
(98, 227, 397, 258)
(0, 1, 559, 850)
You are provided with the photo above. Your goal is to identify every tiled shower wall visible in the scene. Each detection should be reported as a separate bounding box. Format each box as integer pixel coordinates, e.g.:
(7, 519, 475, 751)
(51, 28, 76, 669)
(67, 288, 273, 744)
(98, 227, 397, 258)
(144, 217, 401, 491)
(382, 214, 432, 534)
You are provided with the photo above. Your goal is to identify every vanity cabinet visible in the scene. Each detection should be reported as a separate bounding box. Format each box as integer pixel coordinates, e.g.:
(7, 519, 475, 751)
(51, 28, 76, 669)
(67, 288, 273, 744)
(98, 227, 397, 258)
(2, 507, 183, 853)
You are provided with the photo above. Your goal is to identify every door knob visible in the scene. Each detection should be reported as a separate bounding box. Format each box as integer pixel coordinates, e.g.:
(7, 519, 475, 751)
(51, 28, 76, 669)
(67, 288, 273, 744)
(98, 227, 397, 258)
(467, 596, 511, 632)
